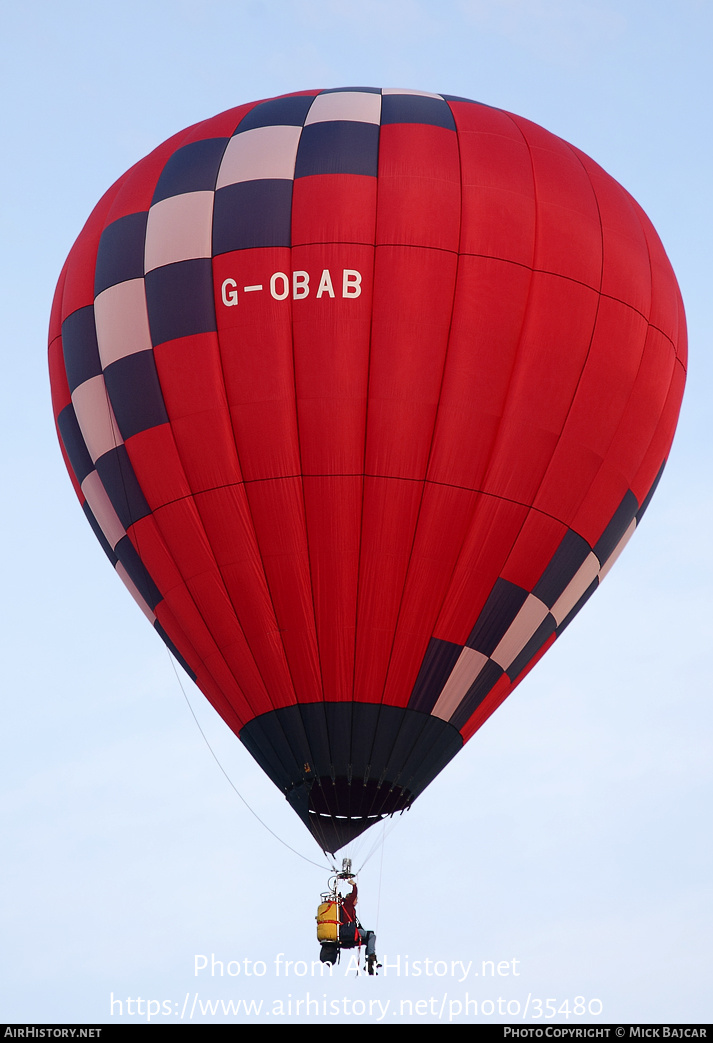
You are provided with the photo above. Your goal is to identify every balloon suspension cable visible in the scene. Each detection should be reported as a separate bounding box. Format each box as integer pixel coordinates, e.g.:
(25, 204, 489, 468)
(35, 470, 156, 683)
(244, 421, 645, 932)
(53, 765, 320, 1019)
(166, 650, 330, 871)
(374, 820, 386, 937)
(354, 811, 399, 875)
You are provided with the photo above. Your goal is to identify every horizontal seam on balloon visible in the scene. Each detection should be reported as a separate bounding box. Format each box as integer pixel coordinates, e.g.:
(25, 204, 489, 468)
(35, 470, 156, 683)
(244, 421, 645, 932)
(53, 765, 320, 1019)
(130, 477, 608, 546)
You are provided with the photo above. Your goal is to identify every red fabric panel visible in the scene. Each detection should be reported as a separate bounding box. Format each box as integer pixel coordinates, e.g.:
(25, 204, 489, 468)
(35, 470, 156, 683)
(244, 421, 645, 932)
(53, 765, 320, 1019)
(214, 247, 301, 481)
(103, 131, 190, 223)
(376, 123, 461, 250)
(60, 175, 128, 318)
(381, 483, 481, 707)
(573, 148, 652, 318)
(242, 477, 320, 704)
(132, 499, 278, 716)
(154, 598, 252, 731)
(149, 497, 223, 581)
(353, 476, 423, 704)
(633, 199, 681, 347)
(189, 658, 248, 733)
(427, 255, 531, 489)
(185, 566, 293, 710)
(367, 244, 458, 479)
(48, 261, 68, 345)
(291, 242, 373, 475)
(180, 102, 255, 142)
(533, 296, 649, 527)
(450, 102, 536, 265)
(480, 273, 599, 506)
(510, 113, 602, 288)
(572, 325, 676, 542)
(128, 514, 186, 593)
(631, 361, 686, 507)
(500, 511, 568, 591)
(292, 174, 377, 246)
(674, 280, 688, 371)
(125, 424, 192, 510)
(154, 332, 243, 493)
(434, 496, 529, 644)
(127, 423, 296, 710)
(303, 475, 361, 702)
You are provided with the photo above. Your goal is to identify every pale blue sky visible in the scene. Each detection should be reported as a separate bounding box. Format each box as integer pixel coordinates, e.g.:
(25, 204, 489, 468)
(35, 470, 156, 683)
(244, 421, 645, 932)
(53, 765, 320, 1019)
(1, 0, 710, 1025)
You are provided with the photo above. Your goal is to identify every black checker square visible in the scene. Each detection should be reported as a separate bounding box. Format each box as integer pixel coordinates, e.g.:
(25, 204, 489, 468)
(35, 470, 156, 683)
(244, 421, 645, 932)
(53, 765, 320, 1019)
(57, 403, 94, 486)
(154, 620, 197, 681)
(145, 258, 216, 346)
(533, 528, 592, 608)
(506, 613, 557, 682)
(152, 137, 229, 205)
(236, 94, 315, 132)
(381, 93, 456, 130)
(294, 120, 379, 178)
(62, 306, 101, 393)
(408, 637, 463, 713)
(212, 180, 293, 253)
(82, 499, 117, 564)
(94, 212, 148, 296)
(637, 462, 665, 524)
(466, 578, 529, 656)
(449, 658, 504, 732)
(104, 349, 169, 441)
(555, 577, 600, 636)
(115, 534, 162, 611)
(442, 94, 492, 107)
(94, 445, 151, 530)
(594, 489, 639, 566)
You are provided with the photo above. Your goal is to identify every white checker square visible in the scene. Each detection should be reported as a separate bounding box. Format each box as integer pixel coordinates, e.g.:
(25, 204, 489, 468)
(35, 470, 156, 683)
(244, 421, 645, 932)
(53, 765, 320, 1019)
(145, 191, 214, 273)
(431, 647, 488, 722)
(81, 469, 126, 550)
(216, 125, 302, 188)
(304, 91, 381, 125)
(116, 562, 157, 623)
(491, 594, 550, 670)
(94, 279, 153, 367)
(72, 374, 124, 463)
(599, 519, 637, 582)
(551, 552, 601, 625)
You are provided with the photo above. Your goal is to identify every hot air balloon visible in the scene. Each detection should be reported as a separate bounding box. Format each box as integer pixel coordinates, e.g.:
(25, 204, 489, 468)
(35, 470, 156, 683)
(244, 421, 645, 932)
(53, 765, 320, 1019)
(48, 88, 686, 854)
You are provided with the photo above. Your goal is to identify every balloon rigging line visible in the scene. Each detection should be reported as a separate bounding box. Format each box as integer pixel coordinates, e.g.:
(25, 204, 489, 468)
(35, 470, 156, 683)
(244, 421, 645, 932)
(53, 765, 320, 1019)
(370, 820, 387, 936)
(376, 823, 386, 935)
(166, 649, 330, 872)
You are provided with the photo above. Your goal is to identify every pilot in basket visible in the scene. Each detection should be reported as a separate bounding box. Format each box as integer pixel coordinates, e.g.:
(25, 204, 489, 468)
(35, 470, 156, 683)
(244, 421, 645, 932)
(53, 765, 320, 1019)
(316, 859, 381, 975)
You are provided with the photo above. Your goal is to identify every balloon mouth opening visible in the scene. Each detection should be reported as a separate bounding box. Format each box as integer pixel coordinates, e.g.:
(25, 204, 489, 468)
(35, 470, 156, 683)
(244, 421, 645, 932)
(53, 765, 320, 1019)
(239, 702, 464, 852)
(295, 775, 414, 852)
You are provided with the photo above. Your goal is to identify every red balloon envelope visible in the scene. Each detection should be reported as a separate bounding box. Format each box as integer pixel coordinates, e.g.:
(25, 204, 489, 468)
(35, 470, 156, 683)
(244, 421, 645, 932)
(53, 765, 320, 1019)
(49, 88, 686, 852)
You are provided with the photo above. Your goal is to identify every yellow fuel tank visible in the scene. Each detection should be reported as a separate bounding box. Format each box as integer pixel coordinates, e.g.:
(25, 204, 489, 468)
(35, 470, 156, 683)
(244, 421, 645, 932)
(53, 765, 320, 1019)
(316, 901, 340, 942)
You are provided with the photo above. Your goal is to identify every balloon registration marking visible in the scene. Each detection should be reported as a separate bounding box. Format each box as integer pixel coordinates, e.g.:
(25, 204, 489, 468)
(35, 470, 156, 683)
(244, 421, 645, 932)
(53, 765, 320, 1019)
(49, 87, 686, 854)
(220, 269, 362, 306)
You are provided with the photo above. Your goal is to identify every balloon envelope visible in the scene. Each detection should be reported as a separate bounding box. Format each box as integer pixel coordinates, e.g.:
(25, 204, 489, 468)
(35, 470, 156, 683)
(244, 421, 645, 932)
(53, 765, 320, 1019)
(49, 88, 686, 852)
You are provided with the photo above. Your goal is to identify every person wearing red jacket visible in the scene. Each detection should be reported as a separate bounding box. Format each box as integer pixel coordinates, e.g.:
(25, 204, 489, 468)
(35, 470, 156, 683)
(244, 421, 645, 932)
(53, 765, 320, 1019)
(339, 879, 379, 974)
